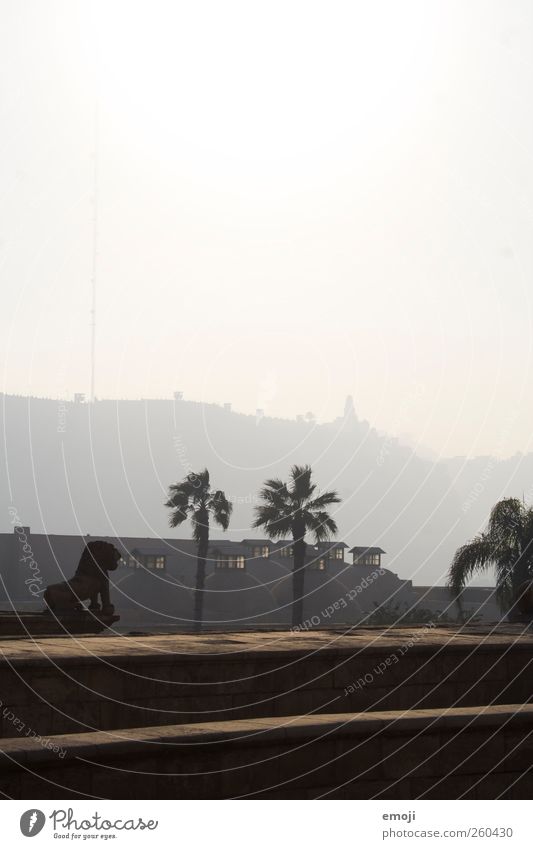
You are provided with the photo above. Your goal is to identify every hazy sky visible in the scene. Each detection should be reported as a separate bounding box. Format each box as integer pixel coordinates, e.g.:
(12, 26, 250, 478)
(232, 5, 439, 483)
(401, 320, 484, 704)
(1, 0, 533, 459)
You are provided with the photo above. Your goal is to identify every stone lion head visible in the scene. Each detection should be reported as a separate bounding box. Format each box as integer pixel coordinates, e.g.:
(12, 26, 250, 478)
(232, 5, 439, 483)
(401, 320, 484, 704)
(80, 540, 121, 573)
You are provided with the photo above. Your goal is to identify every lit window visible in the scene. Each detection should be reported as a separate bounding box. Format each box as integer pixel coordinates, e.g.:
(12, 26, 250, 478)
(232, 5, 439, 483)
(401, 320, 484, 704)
(216, 555, 246, 570)
(354, 552, 381, 567)
(309, 558, 327, 571)
(261, 545, 269, 558)
(131, 555, 168, 570)
(280, 546, 293, 557)
(252, 546, 262, 557)
(335, 548, 344, 560)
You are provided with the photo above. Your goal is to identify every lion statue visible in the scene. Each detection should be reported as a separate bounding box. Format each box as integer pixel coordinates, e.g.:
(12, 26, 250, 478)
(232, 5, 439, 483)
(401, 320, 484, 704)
(44, 540, 120, 615)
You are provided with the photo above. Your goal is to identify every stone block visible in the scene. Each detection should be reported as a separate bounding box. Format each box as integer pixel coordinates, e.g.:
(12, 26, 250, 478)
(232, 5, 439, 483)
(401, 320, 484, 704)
(431, 728, 506, 777)
(381, 733, 441, 779)
(50, 699, 102, 735)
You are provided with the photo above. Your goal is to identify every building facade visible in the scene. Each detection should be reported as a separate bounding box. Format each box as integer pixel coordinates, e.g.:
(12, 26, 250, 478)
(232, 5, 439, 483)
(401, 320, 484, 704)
(0, 527, 501, 629)
(0, 528, 421, 629)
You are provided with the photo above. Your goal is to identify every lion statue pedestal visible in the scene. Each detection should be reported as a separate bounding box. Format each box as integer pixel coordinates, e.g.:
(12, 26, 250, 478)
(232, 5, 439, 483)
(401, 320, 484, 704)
(0, 541, 122, 636)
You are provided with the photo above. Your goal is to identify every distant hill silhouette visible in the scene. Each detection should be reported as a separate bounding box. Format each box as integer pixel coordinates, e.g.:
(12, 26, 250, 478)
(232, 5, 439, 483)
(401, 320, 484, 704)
(1, 393, 531, 585)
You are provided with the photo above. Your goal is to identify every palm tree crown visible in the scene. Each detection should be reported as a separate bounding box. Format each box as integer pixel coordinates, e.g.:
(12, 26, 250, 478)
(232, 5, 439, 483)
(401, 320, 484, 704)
(253, 464, 339, 541)
(166, 468, 232, 540)
(448, 497, 533, 610)
(165, 468, 232, 629)
(253, 464, 340, 626)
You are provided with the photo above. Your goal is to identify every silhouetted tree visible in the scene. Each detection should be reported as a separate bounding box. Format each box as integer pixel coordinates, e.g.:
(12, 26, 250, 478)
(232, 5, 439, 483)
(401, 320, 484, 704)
(253, 464, 340, 627)
(448, 497, 533, 611)
(165, 469, 232, 631)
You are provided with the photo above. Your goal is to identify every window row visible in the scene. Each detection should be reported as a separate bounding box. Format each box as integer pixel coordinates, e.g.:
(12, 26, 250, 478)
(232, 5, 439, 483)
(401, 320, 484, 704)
(125, 554, 166, 570)
(215, 556, 246, 570)
(354, 553, 381, 567)
(251, 546, 271, 558)
(251, 545, 344, 560)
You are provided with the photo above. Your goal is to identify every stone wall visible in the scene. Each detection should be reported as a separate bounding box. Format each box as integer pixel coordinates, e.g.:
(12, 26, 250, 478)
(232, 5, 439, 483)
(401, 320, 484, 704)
(0, 629, 532, 738)
(1, 705, 532, 799)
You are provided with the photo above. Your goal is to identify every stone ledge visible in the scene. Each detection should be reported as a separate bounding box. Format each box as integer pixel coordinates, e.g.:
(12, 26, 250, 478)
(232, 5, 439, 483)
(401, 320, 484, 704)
(1, 703, 532, 770)
(2, 627, 533, 669)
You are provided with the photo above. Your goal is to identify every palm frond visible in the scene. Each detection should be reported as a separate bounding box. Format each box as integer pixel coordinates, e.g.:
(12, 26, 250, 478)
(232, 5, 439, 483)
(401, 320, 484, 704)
(488, 498, 524, 549)
(164, 494, 186, 512)
(167, 506, 189, 527)
(253, 501, 292, 526)
(165, 481, 193, 526)
(306, 511, 338, 542)
(447, 533, 493, 597)
(253, 504, 293, 538)
(519, 507, 533, 564)
(261, 478, 287, 493)
(209, 490, 233, 530)
(165, 482, 194, 504)
(290, 464, 315, 499)
(257, 482, 291, 509)
(186, 469, 210, 500)
(308, 491, 341, 511)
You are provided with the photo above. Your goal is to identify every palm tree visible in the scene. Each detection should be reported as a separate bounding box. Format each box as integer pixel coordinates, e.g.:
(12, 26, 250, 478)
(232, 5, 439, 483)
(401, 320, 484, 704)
(165, 469, 232, 631)
(253, 464, 340, 627)
(448, 497, 533, 612)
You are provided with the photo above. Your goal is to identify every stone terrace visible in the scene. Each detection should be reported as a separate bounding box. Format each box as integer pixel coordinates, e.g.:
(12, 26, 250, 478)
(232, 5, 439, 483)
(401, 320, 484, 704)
(1, 625, 533, 737)
(1, 625, 533, 798)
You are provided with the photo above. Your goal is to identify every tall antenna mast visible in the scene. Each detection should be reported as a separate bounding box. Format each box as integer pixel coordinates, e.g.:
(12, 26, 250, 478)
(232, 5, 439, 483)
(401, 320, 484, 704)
(90, 103, 99, 403)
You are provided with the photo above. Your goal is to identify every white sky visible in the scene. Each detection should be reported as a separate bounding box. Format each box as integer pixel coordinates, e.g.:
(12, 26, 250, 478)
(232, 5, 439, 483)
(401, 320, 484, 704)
(1, 0, 533, 459)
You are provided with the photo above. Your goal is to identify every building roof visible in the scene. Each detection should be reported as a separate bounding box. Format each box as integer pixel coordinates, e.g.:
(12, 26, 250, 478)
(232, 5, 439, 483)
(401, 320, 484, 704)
(349, 546, 386, 555)
(208, 538, 349, 559)
(241, 539, 347, 550)
(241, 539, 275, 547)
(127, 548, 167, 557)
(209, 541, 246, 555)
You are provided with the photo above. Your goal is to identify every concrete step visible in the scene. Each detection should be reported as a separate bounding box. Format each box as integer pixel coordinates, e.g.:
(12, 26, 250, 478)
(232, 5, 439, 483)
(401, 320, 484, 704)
(1, 703, 533, 799)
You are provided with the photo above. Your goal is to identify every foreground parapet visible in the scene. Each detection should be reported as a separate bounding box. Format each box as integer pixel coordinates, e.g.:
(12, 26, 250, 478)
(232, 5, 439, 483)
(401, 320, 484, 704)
(0, 609, 119, 637)
(0, 627, 533, 799)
